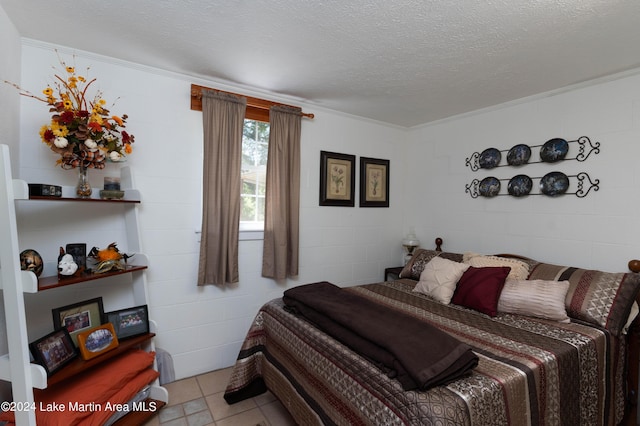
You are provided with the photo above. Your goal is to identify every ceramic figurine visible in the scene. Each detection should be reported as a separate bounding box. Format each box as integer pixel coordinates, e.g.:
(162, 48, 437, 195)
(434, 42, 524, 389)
(58, 247, 78, 276)
(20, 249, 44, 277)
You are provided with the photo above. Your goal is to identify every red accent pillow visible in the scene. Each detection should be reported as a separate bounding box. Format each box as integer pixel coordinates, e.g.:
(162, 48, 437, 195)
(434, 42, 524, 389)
(452, 266, 511, 316)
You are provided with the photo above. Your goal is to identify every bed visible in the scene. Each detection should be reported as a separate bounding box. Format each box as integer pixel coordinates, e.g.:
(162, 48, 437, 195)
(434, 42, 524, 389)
(224, 240, 640, 425)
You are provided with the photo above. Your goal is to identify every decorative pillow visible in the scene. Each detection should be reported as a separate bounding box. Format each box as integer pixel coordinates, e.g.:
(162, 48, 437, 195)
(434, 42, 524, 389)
(463, 252, 530, 281)
(498, 279, 571, 322)
(624, 302, 639, 334)
(528, 262, 640, 337)
(451, 266, 510, 317)
(413, 257, 470, 304)
(399, 249, 441, 280)
(399, 249, 464, 280)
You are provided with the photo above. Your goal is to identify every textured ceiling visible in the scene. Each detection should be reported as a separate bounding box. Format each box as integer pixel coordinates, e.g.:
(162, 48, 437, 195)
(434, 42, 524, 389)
(2, 0, 640, 127)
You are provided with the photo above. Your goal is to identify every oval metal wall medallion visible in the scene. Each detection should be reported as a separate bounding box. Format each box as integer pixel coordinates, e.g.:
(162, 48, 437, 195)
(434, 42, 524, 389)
(506, 144, 531, 166)
(479, 176, 501, 197)
(478, 148, 501, 169)
(540, 138, 569, 163)
(540, 171, 570, 196)
(507, 175, 532, 197)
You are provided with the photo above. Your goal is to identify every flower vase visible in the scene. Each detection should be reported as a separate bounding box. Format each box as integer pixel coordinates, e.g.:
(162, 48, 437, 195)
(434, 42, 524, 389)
(76, 166, 92, 198)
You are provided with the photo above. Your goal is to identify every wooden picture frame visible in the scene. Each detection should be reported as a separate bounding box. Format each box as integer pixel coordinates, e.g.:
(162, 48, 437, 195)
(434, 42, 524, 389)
(360, 157, 390, 207)
(319, 151, 356, 207)
(104, 304, 150, 340)
(29, 328, 78, 376)
(76, 323, 119, 360)
(52, 297, 104, 347)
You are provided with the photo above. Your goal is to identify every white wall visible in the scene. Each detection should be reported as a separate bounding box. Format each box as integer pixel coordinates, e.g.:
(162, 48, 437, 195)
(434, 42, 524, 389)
(0, 1, 22, 401)
(0, 2, 20, 172)
(13, 42, 406, 379)
(406, 71, 640, 273)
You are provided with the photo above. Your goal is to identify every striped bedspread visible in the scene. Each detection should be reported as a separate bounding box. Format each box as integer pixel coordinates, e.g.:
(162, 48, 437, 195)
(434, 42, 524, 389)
(224, 279, 626, 426)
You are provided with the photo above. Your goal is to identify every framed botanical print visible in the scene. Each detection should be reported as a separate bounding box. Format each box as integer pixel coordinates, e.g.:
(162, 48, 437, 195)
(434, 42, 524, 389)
(319, 151, 356, 207)
(360, 157, 390, 207)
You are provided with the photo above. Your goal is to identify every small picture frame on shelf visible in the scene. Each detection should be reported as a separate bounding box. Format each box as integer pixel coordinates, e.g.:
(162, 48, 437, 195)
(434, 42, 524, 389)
(76, 323, 119, 360)
(27, 183, 62, 198)
(65, 243, 87, 271)
(52, 297, 104, 347)
(29, 328, 78, 376)
(104, 304, 150, 340)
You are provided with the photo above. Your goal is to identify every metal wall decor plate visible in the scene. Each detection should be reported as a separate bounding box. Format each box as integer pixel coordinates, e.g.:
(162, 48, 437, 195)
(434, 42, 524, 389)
(478, 176, 501, 197)
(478, 148, 501, 169)
(540, 171, 570, 196)
(466, 136, 599, 171)
(507, 175, 533, 197)
(506, 144, 531, 166)
(466, 172, 598, 198)
(539, 138, 569, 163)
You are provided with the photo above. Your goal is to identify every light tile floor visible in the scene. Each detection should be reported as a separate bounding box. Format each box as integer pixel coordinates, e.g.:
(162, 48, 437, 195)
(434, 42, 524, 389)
(143, 367, 297, 426)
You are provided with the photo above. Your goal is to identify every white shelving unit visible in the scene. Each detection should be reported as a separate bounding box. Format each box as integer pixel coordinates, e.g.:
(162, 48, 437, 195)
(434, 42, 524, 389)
(0, 144, 168, 425)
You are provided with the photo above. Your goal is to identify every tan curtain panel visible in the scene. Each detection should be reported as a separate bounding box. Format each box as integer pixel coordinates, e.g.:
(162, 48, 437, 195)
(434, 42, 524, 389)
(262, 105, 301, 279)
(198, 90, 247, 286)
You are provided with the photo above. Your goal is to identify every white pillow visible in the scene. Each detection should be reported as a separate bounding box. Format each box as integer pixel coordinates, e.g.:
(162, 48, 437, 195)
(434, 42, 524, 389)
(498, 279, 571, 322)
(463, 252, 530, 281)
(413, 257, 470, 304)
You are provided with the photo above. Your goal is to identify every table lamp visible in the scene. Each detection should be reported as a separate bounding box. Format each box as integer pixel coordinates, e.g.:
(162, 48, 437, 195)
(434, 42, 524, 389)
(401, 229, 420, 265)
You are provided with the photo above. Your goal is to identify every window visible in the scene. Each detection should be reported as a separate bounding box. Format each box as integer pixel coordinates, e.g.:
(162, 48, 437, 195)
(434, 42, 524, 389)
(240, 119, 269, 232)
(190, 84, 309, 241)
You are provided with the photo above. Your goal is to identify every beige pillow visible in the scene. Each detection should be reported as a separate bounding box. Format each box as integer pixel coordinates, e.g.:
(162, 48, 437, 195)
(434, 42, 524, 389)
(498, 279, 570, 322)
(413, 257, 469, 304)
(463, 252, 529, 281)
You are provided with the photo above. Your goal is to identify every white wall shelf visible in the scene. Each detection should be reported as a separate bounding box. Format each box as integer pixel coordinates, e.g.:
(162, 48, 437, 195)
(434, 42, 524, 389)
(0, 144, 167, 425)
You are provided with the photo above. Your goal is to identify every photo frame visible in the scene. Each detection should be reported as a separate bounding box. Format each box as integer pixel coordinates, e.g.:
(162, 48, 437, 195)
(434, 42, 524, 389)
(52, 297, 104, 347)
(65, 243, 87, 271)
(104, 304, 150, 340)
(319, 150, 356, 207)
(29, 328, 78, 376)
(359, 157, 390, 207)
(76, 323, 119, 360)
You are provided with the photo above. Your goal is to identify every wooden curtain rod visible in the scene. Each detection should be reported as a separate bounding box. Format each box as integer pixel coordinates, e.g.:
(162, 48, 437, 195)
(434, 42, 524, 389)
(190, 84, 314, 119)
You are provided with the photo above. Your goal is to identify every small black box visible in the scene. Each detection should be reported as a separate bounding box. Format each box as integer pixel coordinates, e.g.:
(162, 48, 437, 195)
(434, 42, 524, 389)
(28, 183, 62, 197)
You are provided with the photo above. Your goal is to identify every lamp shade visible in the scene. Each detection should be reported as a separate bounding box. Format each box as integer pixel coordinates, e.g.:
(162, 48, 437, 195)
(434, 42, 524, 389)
(402, 234, 420, 248)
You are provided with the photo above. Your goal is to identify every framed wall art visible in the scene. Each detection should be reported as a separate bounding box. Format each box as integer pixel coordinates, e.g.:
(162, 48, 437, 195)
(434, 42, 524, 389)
(359, 157, 390, 207)
(104, 304, 150, 340)
(29, 328, 78, 376)
(76, 323, 119, 360)
(52, 297, 104, 346)
(319, 150, 356, 207)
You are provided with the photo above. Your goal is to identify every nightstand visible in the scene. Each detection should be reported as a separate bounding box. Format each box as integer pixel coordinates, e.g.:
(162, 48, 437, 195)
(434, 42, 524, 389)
(384, 266, 404, 281)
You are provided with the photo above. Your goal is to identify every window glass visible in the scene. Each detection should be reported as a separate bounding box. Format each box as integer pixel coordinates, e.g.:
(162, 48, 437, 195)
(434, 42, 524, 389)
(240, 119, 269, 230)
